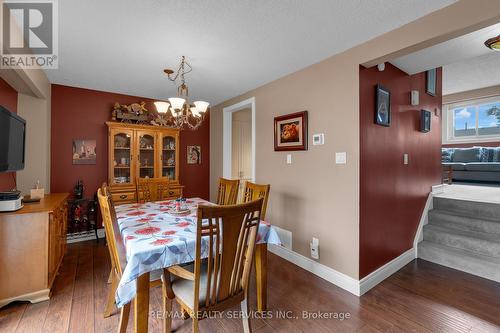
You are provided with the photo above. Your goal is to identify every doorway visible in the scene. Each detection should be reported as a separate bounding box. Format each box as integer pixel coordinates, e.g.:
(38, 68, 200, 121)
(232, 108, 252, 196)
(222, 97, 256, 194)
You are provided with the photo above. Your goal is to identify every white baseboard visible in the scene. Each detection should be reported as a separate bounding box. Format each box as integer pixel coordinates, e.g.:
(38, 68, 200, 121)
(413, 191, 434, 251)
(358, 247, 416, 295)
(267, 243, 361, 296)
(268, 243, 418, 297)
(66, 228, 105, 243)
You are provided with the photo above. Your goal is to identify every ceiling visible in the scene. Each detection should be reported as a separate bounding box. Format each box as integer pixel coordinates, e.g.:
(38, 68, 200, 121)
(443, 52, 500, 95)
(390, 23, 500, 95)
(44, 0, 456, 105)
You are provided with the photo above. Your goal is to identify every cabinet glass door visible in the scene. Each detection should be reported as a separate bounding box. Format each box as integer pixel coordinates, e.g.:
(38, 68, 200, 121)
(162, 135, 176, 180)
(137, 131, 156, 179)
(112, 131, 132, 185)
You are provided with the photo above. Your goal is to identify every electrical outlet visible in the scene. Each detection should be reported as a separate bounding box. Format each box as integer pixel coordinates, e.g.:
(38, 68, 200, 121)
(310, 237, 319, 259)
(404, 153, 409, 165)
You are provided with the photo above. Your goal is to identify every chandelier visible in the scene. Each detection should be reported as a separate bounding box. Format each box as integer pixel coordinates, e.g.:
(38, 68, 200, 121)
(485, 34, 500, 51)
(154, 56, 209, 130)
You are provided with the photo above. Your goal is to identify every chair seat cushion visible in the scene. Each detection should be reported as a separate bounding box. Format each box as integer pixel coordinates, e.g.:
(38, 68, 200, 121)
(442, 162, 467, 171)
(465, 162, 500, 172)
(171, 262, 211, 309)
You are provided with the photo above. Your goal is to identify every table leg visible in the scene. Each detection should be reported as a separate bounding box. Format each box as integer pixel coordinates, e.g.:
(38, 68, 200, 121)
(134, 272, 150, 333)
(254, 243, 267, 312)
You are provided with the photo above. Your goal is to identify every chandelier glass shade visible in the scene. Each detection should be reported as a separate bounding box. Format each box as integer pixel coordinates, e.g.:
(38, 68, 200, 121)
(485, 34, 500, 51)
(154, 56, 209, 130)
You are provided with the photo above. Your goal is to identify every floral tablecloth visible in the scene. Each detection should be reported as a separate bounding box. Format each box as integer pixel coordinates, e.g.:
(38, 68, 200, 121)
(114, 197, 281, 307)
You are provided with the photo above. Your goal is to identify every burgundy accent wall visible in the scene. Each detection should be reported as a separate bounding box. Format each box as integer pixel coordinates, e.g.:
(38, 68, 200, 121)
(359, 64, 442, 278)
(51, 84, 209, 200)
(0, 78, 18, 191)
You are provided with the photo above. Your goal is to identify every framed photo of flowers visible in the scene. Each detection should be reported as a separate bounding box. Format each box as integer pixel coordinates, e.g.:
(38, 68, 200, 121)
(274, 111, 308, 151)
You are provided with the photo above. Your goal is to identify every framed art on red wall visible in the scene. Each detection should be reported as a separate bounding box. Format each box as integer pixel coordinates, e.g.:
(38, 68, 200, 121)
(274, 111, 308, 151)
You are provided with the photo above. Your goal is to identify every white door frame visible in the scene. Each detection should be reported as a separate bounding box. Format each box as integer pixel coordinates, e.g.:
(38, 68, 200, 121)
(223, 97, 256, 182)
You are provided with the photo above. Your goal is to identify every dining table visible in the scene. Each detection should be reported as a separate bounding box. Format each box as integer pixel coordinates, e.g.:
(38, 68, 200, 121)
(114, 197, 281, 333)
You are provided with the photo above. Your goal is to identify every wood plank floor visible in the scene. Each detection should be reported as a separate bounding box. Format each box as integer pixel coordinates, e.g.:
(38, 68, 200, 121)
(1, 240, 499, 332)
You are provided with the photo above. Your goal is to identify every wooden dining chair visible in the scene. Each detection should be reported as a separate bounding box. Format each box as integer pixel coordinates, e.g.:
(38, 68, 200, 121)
(242, 181, 271, 220)
(216, 177, 240, 205)
(161, 198, 264, 333)
(98, 184, 162, 333)
(157, 178, 171, 201)
(136, 178, 153, 203)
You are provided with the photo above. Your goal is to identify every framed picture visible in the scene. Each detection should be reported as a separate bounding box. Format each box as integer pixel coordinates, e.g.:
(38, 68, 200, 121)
(421, 110, 431, 133)
(274, 111, 308, 151)
(375, 85, 391, 127)
(187, 145, 201, 164)
(426, 68, 437, 96)
(73, 139, 96, 165)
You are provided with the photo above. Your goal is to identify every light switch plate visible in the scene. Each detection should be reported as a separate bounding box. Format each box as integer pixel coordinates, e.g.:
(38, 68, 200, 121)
(335, 152, 347, 164)
(312, 133, 324, 145)
(404, 153, 409, 165)
(286, 154, 292, 164)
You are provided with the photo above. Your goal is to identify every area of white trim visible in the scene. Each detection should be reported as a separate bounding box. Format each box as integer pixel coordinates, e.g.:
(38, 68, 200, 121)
(358, 247, 416, 295)
(222, 97, 256, 182)
(268, 188, 437, 297)
(413, 191, 434, 252)
(66, 228, 105, 243)
(267, 243, 361, 296)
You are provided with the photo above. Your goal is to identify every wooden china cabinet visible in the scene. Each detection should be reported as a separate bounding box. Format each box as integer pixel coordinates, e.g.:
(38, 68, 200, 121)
(106, 122, 184, 204)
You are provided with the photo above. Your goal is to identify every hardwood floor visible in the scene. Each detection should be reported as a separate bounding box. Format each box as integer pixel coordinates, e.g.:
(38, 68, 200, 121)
(1, 240, 499, 332)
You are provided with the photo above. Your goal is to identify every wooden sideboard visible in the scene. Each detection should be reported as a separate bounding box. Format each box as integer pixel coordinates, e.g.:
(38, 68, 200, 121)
(107, 122, 184, 204)
(0, 193, 69, 308)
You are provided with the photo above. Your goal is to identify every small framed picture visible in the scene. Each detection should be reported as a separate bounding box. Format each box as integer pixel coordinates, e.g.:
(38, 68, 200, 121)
(187, 145, 201, 164)
(73, 139, 96, 165)
(274, 111, 308, 151)
(375, 85, 391, 127)
(426, 68, 437, 96)
(421, 110, 431, 133)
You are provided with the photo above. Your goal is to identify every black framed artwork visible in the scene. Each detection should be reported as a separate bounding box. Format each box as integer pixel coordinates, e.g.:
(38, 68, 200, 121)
(421, 110, 431, 133)
(375, 84, 391, 127)
(426, 68, 437, 96)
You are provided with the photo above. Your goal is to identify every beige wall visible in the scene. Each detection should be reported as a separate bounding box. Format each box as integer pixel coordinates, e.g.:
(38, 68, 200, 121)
(443, 84, 500, 105)
(16, 93, 51, 194)
(211, 0, 500, 279)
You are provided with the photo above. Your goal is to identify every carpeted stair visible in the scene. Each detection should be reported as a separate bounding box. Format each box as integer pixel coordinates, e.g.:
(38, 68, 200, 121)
(418, 196, 500, 282)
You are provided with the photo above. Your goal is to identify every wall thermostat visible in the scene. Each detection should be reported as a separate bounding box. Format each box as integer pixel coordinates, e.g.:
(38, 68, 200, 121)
(312, 133, 324, 145)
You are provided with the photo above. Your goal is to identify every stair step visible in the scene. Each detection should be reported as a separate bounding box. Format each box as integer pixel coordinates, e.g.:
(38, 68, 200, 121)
(428, 209, 500, 235)
(423, 224, 500, 258)
(418, 241, 500, 283)
(433, 197, 500, 221)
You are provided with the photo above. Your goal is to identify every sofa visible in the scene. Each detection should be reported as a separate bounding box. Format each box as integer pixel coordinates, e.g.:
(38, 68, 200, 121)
(442, 146, 500, 183)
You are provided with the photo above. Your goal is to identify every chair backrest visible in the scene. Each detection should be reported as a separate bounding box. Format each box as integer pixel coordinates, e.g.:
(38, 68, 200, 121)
(242, 181, 270, 220)
(136, 177, 171, 203)
(98, 183, 127, 276)
(156, 178, 171, 201)
(216, 178, 239, 205)
(193, 198, 263, 312)
(136, 178, 153, 203)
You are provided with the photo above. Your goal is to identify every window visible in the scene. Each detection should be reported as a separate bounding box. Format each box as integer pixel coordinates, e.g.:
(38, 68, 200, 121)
(448, 99, 500, 142)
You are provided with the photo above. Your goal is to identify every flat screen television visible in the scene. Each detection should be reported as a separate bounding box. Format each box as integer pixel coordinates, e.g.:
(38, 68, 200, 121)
(0, 106, 26, 172)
